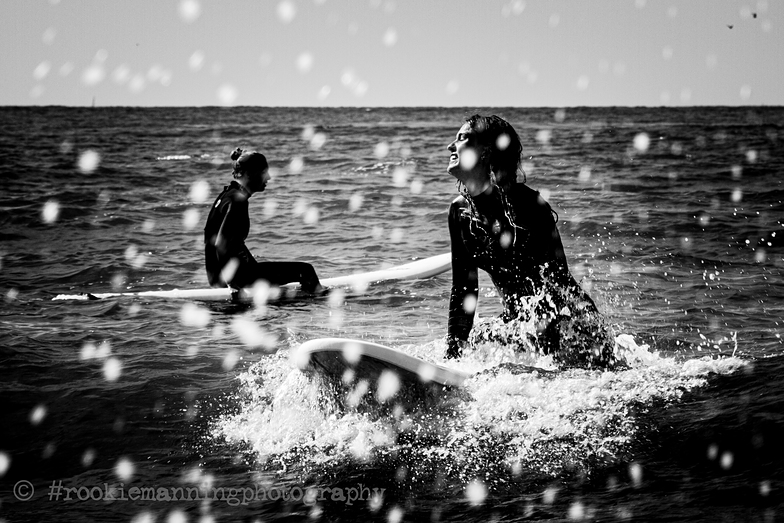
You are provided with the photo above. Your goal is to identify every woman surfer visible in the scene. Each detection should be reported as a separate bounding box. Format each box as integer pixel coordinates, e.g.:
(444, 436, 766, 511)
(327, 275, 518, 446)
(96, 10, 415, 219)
(203, 147, 322, 294)
(445, 115, 615, 367)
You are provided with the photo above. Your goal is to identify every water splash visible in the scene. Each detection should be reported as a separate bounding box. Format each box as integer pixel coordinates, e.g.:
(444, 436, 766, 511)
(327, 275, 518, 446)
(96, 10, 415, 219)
(215, 335, 745, 485)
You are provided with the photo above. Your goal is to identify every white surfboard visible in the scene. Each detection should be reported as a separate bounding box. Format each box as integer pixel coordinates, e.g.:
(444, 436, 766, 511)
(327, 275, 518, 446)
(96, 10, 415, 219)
(294, 338, 471, 391)
(52, 253, 451, 302)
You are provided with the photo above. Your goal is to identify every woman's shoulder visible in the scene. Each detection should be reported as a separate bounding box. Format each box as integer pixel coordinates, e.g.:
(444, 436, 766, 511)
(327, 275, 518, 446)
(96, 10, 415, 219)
(448, 194, 469, 220)
(510, 183, 555, 222)
(449, 194, 469, 211)
(511, 182, 538, 198)
(222, 182, 249, 204)
(512, 183, 550, 206)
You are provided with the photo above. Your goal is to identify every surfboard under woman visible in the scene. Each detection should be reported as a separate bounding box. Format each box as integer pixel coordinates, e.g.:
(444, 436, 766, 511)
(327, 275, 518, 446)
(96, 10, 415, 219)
(203, 147, 323, 295)
(444, 115, 616, 368)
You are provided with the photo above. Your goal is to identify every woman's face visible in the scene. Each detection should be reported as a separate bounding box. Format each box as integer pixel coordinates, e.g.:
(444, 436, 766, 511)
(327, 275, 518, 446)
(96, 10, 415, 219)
(447, 123, 490, 194)
(246, 168, 270, 194)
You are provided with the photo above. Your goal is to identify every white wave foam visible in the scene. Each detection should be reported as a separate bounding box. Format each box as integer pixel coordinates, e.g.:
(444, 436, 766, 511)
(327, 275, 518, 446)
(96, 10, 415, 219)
(214, 334, 746, 481)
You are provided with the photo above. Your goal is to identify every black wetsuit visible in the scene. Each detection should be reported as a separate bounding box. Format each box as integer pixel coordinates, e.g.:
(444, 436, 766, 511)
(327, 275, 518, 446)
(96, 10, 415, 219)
(447, 183, 611, 365)
(204, 181, 320, 291)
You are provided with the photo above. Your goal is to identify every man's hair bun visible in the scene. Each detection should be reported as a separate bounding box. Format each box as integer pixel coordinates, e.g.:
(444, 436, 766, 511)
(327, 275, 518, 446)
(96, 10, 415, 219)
(230, 147, 244, 161)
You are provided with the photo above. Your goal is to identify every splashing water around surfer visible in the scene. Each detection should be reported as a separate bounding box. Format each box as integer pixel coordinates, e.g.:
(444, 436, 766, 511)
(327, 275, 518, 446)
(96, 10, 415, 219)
(216, 335, 746, 492)
(468, 271, 619, 369)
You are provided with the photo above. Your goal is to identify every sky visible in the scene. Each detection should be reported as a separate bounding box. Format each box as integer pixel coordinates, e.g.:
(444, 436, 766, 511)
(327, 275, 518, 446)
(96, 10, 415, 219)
(1, 0, 781, 107)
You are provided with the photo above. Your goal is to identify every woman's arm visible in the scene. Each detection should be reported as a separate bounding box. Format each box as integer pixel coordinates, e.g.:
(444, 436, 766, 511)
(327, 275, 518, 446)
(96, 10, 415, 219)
(447, 200, 478, 358)
(215, 199, 254, 264)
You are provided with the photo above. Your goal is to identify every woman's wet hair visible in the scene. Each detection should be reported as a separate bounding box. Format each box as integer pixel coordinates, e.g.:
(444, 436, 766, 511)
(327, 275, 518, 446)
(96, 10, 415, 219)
(231, 147, 268, 178)
(465, 115, 523, 187)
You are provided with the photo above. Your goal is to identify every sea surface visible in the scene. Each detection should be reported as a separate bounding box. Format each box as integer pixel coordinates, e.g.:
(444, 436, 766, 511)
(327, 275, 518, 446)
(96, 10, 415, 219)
(0, 106, 782, 522)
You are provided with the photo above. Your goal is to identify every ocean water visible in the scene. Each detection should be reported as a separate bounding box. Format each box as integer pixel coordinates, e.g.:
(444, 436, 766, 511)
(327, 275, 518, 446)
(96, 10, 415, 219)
(0, 106, 782, 522)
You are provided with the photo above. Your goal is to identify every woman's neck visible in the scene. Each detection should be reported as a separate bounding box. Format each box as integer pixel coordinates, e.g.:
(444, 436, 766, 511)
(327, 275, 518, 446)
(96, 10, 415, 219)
(234, 179, 252, 197)
(465, 179, 492, 197)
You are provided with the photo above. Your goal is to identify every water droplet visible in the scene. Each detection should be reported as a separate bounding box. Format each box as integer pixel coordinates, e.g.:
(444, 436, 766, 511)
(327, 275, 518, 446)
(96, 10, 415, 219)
(129, 74, 146, 94)
(377, 370, 400, 402)
(462, 294, 477, 313)
(178, 0, 201, 23)
(81, 448, 96, 467)
(78, 150, 101, 173)
(167, 509, 188, 523)
(112, 64, 131, 85)
(96, 341, 112, 359)
(217, 84, 238, 105)
(180, 303, 211, 328)
(103, 357, 122, 381)
(342, 342, 363, 364)
(130, 512, 154, 523)
(231, 317, 277, 350)
(30, 405, 47, 425)
(374, 142, 390, 159)
(277, 0, 296, 23)
(42, 200, 60, 223)
(81, 64, 105, 86)
(124, 245, 138, 263)
(369, 490, 384, 512)
(222, 349, 240, 371)
(542, 485, 558, 504)
(182, 208, 200, 230)
(629, 462, 643, 486)
(568, 501, 585, 520)
(189, 50, 205, 71)
(161, 69, 173, 86)
(33, 61, 51, 80)
(536, 129, 552, 144)
(389, 228, 404, 243)
(383, 27, 398, 46)
(465, 478, 487, 506)
(459, 148, 478, 170)
(0, 453, 11, 477)
(42, 27, 56, 45)
(392, 167, 408, 187)
(289, 156, 304, 174)
(303, 206, 319, 225)
(633, 133, 650, 153)
(349, 193, 363, 211)
(387, 506, 404, 523)
(189, 180, 210, 204)
(296, 52, 314, 73)
(310, 132, 327, 150)
(720, 451, 734, 469)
